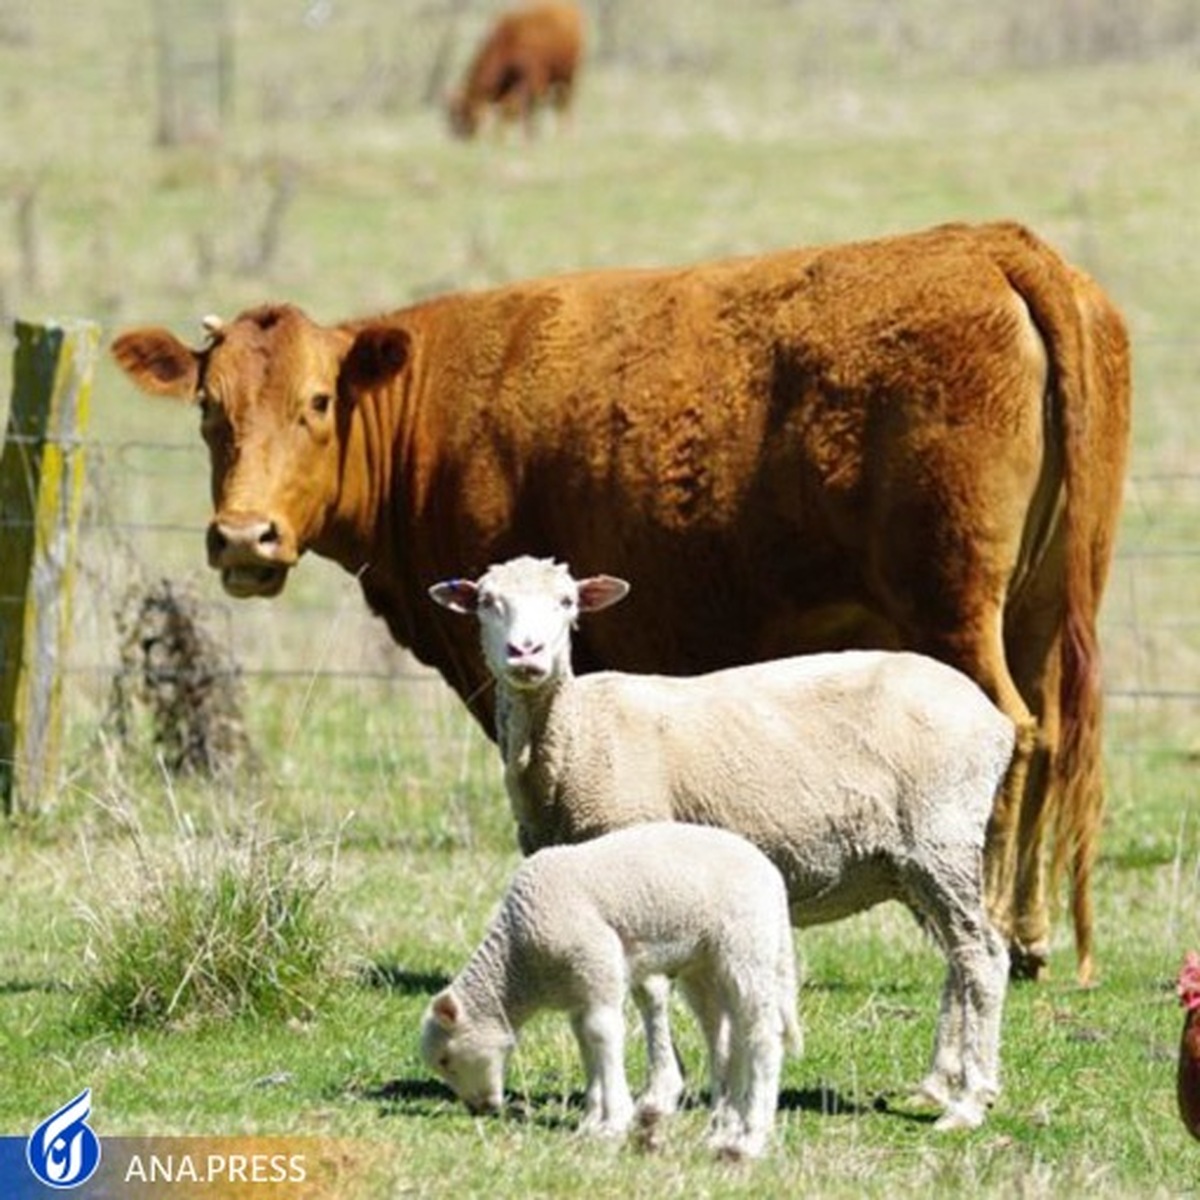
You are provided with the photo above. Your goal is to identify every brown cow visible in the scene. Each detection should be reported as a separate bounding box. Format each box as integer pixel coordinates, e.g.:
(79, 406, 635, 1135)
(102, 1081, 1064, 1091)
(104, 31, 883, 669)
(447, 2, 584, 139)
(111, 221, 1131, 984)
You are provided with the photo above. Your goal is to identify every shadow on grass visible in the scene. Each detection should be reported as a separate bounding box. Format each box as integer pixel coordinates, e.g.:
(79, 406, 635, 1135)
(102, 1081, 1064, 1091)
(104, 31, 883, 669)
(357, 962, 450, 995)
(0, 978, 70, 996)
(356, 1076, 935, 1130)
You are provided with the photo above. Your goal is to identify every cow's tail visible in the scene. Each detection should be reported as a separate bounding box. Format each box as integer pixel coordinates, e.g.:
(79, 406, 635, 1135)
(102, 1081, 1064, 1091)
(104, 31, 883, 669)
(996, 223, 1131, 984)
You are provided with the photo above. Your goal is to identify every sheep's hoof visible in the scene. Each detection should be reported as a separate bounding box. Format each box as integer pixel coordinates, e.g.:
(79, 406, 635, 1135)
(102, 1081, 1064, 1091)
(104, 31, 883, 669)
(1008, 942, 1049, 982)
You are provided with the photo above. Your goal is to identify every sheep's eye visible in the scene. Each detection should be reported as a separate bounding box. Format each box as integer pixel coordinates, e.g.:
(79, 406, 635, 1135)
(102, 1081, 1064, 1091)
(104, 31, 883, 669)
(558, 595, 574, 610)
(478, 592, 498, 611)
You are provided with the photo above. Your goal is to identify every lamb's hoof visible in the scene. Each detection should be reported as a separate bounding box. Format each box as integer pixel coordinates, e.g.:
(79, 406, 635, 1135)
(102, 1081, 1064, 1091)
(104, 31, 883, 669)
(933, 1102, 985, 1132)
(710, 1133, 766, 1163)
(636, 1087, 681, 1118)
(907, 1076, 953, 1111)
(577, 1112, 634, 1140)
(632, 1104, 667, 1155)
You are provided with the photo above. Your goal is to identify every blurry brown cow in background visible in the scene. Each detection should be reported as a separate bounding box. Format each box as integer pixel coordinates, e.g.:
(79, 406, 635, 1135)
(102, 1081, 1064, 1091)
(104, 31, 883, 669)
(447, 2, 584, 139)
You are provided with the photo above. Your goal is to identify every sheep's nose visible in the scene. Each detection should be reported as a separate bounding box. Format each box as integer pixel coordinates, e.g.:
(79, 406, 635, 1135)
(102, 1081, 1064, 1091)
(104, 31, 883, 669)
(507, 639, 543, 660)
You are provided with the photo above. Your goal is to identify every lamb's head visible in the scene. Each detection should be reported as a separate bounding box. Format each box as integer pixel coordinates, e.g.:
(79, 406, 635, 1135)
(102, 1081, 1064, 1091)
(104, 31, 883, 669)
(420, 987, 512, 1114)
(429, 556, 629, 692)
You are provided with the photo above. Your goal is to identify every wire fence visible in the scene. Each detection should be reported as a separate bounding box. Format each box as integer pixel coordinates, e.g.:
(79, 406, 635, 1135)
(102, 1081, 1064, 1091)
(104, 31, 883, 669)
(4, 337, 1199, 809)
(50, 444, 1200, 758)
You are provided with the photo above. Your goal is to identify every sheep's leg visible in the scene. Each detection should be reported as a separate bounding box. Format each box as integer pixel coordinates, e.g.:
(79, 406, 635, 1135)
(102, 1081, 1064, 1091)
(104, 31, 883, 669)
(632, 975, 684, 1118)
(570, 1004, 636, 1137)
(907, 858, 1009, 1131)
(942, 899, 1010, 1128)
(912, 961, 963, 1110)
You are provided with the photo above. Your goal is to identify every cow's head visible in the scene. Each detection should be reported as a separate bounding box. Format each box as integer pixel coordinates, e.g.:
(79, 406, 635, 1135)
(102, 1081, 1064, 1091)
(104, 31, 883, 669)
(111, 305, 410, 599)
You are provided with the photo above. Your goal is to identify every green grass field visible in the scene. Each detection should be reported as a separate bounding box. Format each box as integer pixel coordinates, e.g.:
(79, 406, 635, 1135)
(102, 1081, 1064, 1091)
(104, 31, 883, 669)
(2, 2, 1200, 1196)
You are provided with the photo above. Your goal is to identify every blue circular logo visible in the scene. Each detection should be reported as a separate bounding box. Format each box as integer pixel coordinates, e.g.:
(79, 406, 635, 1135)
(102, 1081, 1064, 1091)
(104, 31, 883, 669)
(26, 1089, 102, 1190)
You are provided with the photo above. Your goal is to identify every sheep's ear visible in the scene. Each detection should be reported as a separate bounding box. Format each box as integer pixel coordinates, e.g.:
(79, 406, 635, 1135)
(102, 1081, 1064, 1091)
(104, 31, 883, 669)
(577, 575, 630, 614)
(429, 579, 480, 614)
(432, 989, 462, 1030)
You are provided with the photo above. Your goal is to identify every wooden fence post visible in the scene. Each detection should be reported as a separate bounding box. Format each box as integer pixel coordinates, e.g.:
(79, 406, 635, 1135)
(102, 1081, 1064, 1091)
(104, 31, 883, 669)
(0, 319, 98, 815)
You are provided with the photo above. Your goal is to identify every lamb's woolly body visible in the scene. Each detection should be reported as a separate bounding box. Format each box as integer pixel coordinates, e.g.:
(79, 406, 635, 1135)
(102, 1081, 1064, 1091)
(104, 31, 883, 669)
(423, 822, 799, 1157)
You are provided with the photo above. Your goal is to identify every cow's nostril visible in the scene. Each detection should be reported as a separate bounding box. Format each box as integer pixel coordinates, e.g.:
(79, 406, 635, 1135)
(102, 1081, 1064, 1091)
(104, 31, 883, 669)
(206, 524, 228, 558)
(258, 522, 280, 548)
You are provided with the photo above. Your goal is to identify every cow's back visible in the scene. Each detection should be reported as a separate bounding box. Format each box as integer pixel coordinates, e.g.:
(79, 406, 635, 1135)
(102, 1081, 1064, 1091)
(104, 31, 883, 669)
(394, 223, 1061, 678)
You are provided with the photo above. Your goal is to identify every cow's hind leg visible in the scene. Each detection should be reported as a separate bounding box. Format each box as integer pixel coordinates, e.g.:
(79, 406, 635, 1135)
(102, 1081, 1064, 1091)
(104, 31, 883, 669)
(913, 614, 1040, 977)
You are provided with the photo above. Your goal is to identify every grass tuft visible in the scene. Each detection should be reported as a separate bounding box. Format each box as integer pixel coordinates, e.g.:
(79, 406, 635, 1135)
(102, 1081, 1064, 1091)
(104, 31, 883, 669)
(74, 795, 347, 1031)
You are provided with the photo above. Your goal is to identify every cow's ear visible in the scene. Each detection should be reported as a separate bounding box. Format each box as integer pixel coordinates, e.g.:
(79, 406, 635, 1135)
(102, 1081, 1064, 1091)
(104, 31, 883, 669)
(429, 578, 480, 614)
(110, 328, 200, 400)
(341, 325, 411, 393)
(577, 575, 630, 614)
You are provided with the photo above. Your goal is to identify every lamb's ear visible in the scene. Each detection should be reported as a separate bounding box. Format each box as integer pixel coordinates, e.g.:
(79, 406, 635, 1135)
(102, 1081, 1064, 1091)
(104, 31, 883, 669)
(429, 579, 480, 614)
(577, 575, 630, 614)
(431, 989, 462, 1030)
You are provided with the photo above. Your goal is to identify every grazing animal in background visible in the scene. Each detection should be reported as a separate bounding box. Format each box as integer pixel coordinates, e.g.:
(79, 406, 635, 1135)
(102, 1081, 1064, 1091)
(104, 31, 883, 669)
(430, 555, 1015, 1130)
(109, 220, 1132, 984)
(420, 822, 801, 1160)
(447, 2, 584, 139)
(1178, 951, 1200, 1142)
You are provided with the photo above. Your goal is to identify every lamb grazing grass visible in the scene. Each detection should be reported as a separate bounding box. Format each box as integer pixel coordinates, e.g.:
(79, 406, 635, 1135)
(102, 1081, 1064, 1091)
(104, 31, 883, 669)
(430, 556, 1016, 1132)
(420, 821, 801, 1160)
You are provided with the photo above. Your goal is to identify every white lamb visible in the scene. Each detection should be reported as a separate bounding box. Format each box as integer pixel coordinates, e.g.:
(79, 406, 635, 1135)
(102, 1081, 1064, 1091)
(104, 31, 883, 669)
(421, 821, 800, 1159)
(430, 556, 1016, 1131)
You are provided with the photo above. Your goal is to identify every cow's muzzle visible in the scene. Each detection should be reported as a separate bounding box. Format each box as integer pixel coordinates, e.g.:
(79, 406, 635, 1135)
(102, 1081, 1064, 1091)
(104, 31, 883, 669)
(206, 513, 296, 598)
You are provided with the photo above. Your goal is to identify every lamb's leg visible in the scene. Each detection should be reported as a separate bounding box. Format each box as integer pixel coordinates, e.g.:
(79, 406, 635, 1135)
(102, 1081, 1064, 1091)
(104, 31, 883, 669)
(632, 975, 684, 1118)
(678, 974, 731, 1111)
(570, 1003, 636, 1137)
(706, 993, 782, 1160)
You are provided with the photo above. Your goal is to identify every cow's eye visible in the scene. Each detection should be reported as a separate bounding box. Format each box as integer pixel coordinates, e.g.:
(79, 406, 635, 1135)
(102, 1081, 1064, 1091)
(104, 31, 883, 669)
(197, 392, 221, 428)
(311, 392, 332, 417)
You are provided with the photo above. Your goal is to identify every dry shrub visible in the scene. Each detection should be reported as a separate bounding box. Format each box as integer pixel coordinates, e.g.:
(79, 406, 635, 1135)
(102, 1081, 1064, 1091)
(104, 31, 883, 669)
(107, 578, 253, 780)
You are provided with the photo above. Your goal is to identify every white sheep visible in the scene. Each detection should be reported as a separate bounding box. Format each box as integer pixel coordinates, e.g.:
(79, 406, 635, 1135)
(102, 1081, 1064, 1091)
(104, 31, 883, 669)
(421, 821, 801, 1159)
(430, 556, 1015, 1130)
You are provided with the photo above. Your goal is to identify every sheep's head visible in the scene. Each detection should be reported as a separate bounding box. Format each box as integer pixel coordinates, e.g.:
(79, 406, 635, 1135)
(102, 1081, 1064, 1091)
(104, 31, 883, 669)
(420, 987, 512, 1114)
(429, 556, 630, 691)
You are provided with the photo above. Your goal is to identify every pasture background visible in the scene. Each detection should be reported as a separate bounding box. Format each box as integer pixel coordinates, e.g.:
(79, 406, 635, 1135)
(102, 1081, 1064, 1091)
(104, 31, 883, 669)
(1, 1, 1199, 1196)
